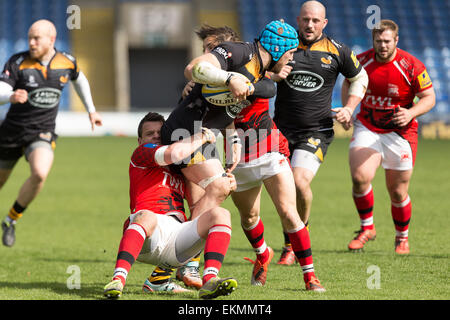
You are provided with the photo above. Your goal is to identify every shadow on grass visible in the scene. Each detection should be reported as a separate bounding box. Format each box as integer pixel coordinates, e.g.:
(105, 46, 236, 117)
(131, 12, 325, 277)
(0, 281, 106, 299)
(0, 280, 200, 300)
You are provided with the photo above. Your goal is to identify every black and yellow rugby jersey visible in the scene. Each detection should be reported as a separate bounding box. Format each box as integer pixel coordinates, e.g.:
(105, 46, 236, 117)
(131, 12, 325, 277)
(162, 40, 275, 143)
(274, 34, 362, 133)
(0, 49, 79, 147)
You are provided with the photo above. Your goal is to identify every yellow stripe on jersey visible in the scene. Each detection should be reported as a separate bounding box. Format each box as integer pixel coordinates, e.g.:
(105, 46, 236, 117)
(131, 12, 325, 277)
(310, 38, 340, 56)
(50, 53, 75, 70)
(19, 59, 48, 79)
(187, 151, 206, 167)
(243, 54, 262, 83)
(314, 147, 324, 162)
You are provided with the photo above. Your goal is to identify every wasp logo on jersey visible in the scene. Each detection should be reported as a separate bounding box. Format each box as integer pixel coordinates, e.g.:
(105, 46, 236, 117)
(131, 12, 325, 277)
(321, 56, 332, 65)
(307, 137, 321, 148)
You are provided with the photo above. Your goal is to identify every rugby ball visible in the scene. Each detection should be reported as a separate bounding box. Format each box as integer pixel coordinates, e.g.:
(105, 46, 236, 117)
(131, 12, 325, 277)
(201, 72, 252, 106)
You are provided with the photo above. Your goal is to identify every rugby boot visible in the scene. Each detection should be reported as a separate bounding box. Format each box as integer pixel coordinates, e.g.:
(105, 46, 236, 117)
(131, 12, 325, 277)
(348, 228, 376, 252)
(2, 221, 15, 247)
(199, 277, 237, 299)
(176, 265, 202, 289)
(103, 279, 123, 299)
(395, 237, 410, 255)
(305, 275, 326, 292)
(277, 246, 297, 265)
(251, 246, 274, 286)
(142, 279, 192, 293)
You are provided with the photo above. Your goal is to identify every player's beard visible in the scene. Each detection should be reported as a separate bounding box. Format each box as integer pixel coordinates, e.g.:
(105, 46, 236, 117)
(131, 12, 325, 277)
(299, 29, 321, 45)
(375, 47, 396, 62)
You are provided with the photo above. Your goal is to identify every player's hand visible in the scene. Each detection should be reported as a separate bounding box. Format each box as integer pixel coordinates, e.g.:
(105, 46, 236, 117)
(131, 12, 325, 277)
(201, 127, 216, 144)
(392, 107, 413, 127)
(228, 76, 251, 102)
(224, 171, 237, 193)
(270, 64, 293, 82)
(341, 118, 353, 130)
(182, 80, 195, 99)
(333, 106, 353, 129)
(225, 142, 242, 173)
(9, 89, 28, 104)
(88, 111, 103, 131)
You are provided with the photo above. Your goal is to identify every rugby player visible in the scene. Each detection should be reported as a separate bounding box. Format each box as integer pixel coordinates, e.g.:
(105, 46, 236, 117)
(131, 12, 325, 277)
(0, 20, 103, 247)
(160, 20, 299, 257)
(342, 20, 435, 254)
(103, 112, 238, 299)
(271, 1, 368, 264)
(180, 25, 325, 292)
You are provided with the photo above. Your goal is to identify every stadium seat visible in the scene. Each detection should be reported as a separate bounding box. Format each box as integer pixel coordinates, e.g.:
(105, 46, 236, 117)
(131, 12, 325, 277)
(236, 0, 449, 117)
(0, 0, 71, 110)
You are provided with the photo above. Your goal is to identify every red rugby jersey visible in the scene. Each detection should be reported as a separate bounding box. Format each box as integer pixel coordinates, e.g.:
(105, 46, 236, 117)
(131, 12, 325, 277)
(234, 98, 290, 163)
(128, 143, 186, 221)
(356, 48, 432, 135)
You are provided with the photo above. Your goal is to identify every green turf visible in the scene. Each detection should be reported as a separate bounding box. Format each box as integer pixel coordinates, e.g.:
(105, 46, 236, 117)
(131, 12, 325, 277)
(0, 137, 448, 300)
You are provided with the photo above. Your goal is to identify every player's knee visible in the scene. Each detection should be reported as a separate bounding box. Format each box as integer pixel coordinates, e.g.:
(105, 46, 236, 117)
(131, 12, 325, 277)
(240, 213, 259, 230)
(132, 210, 157, 236)
(387, 188, 408, 203)
(294, 176, 312, 195)
(351, 171, 372, 190)
(209, 207, 231, 226)
(30, 170, 48, 185)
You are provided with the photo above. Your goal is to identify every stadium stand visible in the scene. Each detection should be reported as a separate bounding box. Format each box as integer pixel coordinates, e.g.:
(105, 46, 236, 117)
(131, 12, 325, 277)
(237, 0, 450, 119)
(0, 0, 71, 110)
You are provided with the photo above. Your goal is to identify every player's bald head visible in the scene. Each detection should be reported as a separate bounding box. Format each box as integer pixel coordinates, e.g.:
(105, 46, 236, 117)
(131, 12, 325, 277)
(28, 20, 57, 60)
(297, 1, 328, 44)
(300, 1, 327, 19)
(28, 19, 57, 39)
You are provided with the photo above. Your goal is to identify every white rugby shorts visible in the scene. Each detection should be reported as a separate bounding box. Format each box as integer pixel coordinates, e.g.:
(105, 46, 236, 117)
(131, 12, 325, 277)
(233, 152, 291, 192)
(350, 119, 414, 171)
(131, 213, 205, 269)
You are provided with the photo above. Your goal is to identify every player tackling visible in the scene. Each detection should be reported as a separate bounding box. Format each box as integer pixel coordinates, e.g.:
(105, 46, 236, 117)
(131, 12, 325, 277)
(342, 20, 436, 254)
(103, 112, 237, 299)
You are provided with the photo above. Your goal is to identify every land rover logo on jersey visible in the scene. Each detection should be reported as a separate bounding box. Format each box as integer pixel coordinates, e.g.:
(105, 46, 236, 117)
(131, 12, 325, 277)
(28, 88, 61, 108)
(225, 100, 251, 118)
(285, 71, 324, 92)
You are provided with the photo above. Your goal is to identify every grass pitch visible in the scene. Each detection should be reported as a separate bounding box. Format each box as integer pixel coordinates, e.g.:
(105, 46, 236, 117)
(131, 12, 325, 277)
(0, 137, 449, 301)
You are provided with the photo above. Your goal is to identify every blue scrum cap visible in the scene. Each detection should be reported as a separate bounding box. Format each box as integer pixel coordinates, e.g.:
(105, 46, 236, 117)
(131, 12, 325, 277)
(259, 19, 299, 62)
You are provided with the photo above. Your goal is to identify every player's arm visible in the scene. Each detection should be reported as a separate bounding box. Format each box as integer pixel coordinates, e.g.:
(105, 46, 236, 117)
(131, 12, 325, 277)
(0, 56, 27, 105)
(71, 71, 102, 130)
(155, 128, 216, 166)
(251, 77, 276, 98)
(338, 68, 369, 129)
(0, 82, 27, 105)
(185, 52, 251, 101)
(393, 87, 435, 127)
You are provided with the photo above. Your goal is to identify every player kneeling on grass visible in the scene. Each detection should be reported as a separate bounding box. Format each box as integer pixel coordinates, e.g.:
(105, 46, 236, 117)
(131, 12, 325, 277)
(104, 112, 237, 300)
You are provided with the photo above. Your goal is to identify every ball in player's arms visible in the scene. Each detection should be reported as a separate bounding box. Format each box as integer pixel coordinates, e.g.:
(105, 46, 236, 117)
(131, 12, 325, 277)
(201, 72, 253, 107)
